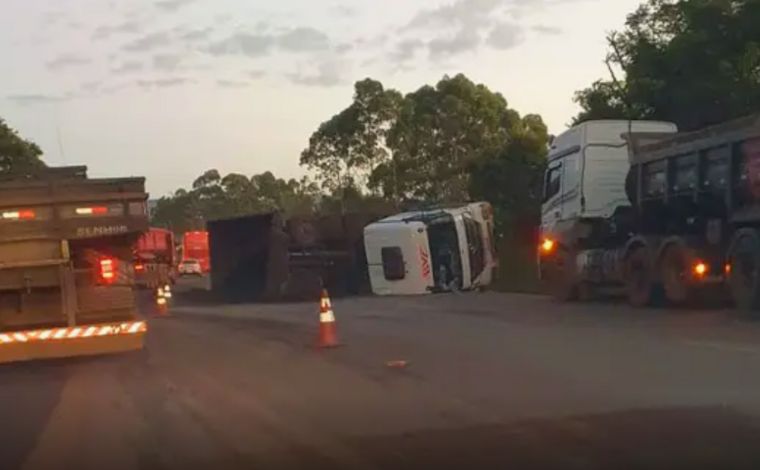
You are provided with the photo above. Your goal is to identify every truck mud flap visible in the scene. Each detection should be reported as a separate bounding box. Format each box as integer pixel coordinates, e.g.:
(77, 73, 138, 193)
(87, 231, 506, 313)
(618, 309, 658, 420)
(0, 321, 146, 364)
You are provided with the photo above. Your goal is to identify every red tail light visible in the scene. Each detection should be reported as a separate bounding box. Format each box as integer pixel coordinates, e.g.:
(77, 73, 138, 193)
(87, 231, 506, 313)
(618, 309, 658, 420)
(134, 263, 145, 272)
(99, 258, 117, 283)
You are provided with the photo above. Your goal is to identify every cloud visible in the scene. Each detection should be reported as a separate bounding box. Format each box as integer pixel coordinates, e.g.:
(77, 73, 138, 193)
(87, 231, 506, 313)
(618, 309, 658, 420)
(335, 43, 353, 54)
(80, 81, 102, 92)
(207, 33, 274, 57)
(136, 78, 194, 89)
(181, 27, 212, 42)
(206, 27, 331, 57)
(216, 80, 250, 88)
(112, 60, 143, 73)
(93, 21, 140, 39)
(46, 54, 91, 70)
(123, 32, 171, 52)
(153, 53, 183, 71)
(405, 0, 503, 31)
(429, 29, 481, 59)
(155, 0, 197, 11)
(278, 27, 329, 52)
(532, 24, 562, 35)
(7, 94, 66, 104)
(332, 5, 357, 17)
(288, 61, 344, 87)
(248, 70, 266, 79)
(390, 39, 425, 63)
(486, 22, 523, 50)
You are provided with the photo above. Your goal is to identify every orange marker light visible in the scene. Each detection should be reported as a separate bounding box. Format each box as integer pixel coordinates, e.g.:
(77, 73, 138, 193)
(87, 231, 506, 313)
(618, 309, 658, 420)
(693, 262, 708, 277)
(725, 263, 732, 275)
(541, 238, 555, 254)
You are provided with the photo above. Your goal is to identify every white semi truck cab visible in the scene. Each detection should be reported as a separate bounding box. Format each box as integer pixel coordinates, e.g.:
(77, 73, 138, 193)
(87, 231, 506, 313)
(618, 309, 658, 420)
(539, 115, 760, 314)
(364, 202, 496, 296)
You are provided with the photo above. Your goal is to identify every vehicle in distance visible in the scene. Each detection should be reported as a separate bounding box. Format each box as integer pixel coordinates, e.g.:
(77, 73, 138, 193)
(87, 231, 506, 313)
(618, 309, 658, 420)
(364, 202, 497, 295)
(133, 227, 176, 288)
(538, 115, 760, 313)
(178, 259, 203, 276)
(0, 166, 149, 363)
(182, 231, 209, 273)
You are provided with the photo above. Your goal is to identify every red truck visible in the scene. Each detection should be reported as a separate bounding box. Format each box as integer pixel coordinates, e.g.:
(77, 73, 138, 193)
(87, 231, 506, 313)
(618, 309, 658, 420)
(133, 228, 176, 288)
(182, 231, 210, 273)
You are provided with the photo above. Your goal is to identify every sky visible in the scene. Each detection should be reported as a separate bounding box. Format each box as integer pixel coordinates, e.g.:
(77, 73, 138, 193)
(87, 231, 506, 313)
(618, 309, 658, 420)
(0, 0, 643, 197)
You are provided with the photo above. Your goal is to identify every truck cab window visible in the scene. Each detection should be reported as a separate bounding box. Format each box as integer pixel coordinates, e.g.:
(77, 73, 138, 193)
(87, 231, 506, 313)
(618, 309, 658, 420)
(463, 216, 485, 281)
(543, 164, 562, 203)
(381, 247, 406, 280)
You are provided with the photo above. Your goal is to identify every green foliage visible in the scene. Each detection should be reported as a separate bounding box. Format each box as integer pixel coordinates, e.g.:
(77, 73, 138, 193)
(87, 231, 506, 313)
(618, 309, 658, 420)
(0, 118, 45, 175)
(382, 74, 521, 202)
(575, 0, 760, 130)
(150, 170, 320, 232)
(302, 74, 550, 237)
(300, 78, 402, 194)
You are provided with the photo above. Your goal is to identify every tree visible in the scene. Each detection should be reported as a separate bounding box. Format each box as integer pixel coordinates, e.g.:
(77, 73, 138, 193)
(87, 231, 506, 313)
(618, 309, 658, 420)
(0, 118, 45, 175)
(300, 79, 402, 195)
(381, 73, 521, 202)
(575, 0, 760, 130)
(470, 114, 549, 237)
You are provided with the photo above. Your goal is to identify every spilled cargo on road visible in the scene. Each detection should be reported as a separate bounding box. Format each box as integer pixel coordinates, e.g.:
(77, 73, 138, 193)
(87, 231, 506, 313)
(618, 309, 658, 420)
(207, 211, 391, 302)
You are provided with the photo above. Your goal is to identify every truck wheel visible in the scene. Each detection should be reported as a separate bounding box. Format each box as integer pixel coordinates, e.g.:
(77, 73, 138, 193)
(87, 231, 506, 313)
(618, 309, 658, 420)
(727, 229, 760, 314)
(547, 248, 577, 302)
(623, 246, 655, 307)
(660, 244, 691, 306)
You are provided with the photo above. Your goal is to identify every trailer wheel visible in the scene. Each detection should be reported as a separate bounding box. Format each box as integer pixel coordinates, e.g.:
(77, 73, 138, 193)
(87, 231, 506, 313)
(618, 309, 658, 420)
(727, 229, 760, 315)
(546, 248, 577, 302)
(660, 243, 691, 306)
(623, 246, 655, 307)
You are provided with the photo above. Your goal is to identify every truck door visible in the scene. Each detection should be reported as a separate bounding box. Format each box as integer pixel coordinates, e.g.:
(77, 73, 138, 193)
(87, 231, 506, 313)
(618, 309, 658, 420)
(541, 161, 564, 232)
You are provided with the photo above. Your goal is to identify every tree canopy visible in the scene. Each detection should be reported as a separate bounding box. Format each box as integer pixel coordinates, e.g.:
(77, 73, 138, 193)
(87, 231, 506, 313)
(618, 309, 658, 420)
(574, 0, 760, 130)
(0, 118, 45, 175)
(301, 73, 550, 236)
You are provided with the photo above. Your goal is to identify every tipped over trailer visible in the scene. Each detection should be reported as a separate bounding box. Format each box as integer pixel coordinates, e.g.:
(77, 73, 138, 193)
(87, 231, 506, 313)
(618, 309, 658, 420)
(0, 166, 149, 363)
(539, 114, 760, 314)
(208, 211, 389, 302)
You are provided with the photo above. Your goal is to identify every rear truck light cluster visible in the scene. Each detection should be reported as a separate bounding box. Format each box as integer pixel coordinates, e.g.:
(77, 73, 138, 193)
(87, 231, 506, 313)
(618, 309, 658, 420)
(99, 258, 117, 283)
(0, 321, 147, 345)
(75, 206, 109, 216)
(2, 209, 36, 220)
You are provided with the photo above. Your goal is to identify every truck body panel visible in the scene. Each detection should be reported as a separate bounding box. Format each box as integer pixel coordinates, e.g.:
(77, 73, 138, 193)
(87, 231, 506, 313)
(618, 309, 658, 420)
(182, 231, 210, 272)
(0, 166, 148, 363)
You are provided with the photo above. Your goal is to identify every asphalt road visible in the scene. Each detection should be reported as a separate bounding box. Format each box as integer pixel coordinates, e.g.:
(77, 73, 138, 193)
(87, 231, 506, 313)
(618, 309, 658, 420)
(4, 279, 760, 469)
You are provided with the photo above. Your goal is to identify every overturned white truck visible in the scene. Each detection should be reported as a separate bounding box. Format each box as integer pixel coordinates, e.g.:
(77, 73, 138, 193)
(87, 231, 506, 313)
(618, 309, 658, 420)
(364, 202, 497, 295)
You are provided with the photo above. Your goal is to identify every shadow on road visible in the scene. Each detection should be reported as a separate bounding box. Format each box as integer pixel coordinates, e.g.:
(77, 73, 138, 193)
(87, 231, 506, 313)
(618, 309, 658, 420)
(347, 406, 760, 470)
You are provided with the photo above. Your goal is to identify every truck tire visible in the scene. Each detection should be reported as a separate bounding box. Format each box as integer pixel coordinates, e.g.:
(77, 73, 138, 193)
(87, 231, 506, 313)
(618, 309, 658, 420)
(660, 243, 691, 306)
(546, 248, 578, 302)
(727, 229, 760, 315)
(623, 245, 655, 307)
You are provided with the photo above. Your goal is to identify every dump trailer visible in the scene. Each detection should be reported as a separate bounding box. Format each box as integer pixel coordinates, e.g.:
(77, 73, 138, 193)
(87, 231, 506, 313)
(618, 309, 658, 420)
(208, 211, 387, 302)
(133, 227, 175, 289)
(0, 166, 149, 363)
(182, 230, 210, 272)
(539, 114, 760, 314)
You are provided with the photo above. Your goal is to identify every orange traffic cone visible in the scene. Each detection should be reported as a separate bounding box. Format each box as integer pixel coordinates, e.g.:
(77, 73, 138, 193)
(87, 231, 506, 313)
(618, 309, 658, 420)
(317, 289, 339, 348)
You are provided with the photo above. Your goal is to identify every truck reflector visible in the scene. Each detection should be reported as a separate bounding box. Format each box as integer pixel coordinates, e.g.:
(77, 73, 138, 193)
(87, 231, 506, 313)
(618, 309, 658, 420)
(0, 321, 146, 345)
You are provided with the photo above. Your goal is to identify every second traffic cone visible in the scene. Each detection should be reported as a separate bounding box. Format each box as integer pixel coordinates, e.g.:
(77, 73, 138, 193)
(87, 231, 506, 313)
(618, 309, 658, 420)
(317, 289, 339, 348)
(156, 288, 170, 317)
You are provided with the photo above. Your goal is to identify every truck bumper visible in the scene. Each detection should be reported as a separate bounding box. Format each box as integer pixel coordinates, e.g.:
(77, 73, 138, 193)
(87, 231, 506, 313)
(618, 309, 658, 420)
(0, 321, 146, 364)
